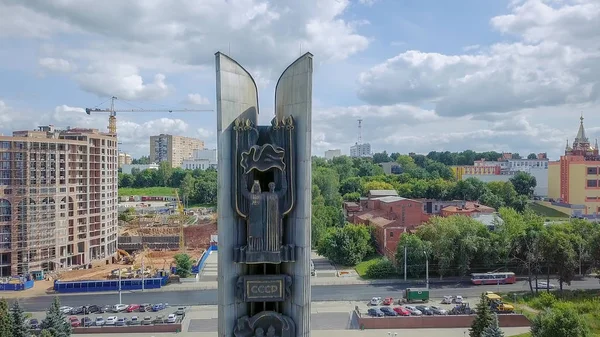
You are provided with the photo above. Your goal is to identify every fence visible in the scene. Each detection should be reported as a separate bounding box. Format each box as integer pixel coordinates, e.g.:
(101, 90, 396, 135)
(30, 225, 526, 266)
(0, 280, 34, 291)
(54, 277, 168, 293)
(192, 243, 218, 274)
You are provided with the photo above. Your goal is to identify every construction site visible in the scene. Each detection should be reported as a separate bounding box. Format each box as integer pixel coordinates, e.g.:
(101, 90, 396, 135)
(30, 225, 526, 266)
(55, 203, 217, 282)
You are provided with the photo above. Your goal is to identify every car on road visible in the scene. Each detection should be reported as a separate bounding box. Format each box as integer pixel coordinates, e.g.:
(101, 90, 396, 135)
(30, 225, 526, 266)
(382, 297, 394, 306)
(60, 306, 73, 314)
(81, 317, 93, 327)
(112, 304, 128, 312)
(379, 307, 398, 316)
(535, 281, 556, 289)
(167, 314, 177, 323)
(126, 304, 141, 312)
(116, 317, 128, 326)
(431, 306, 447, 315)
(369, 297, 382, 306)
(68, 317, 80, 327)
(141, 316, 153, 325)
(152, 303, 166, 312)
(404, 305, 422, 316)
(367, 308, 384, 317)
(94, 317, 105, 326)
(105, 316, 117, 325)
(393, 306, 411, 316)
(28, 318, 40, 329)
(175, 307, 186, 315)
(416, 305, 434, 316)
(128, 316, 141, 326)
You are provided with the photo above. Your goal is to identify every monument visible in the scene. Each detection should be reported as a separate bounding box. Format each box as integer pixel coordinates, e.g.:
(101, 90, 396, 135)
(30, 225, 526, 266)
(216, 51, 313, 337)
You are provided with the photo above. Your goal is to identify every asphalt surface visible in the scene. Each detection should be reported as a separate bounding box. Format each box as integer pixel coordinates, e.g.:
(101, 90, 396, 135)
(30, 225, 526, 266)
(15, 278, 600, 312)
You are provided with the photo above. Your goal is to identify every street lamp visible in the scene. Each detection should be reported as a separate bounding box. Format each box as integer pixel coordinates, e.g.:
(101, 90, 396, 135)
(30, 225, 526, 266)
(118, 268, 122, 304)
(423, 250, 429, 289)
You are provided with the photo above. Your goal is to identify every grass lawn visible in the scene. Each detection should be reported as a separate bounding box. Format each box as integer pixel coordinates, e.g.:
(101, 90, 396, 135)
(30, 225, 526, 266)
(528, 202, 569, 219)
(354, 254, 385, 278)
(119, 187, 175, 197)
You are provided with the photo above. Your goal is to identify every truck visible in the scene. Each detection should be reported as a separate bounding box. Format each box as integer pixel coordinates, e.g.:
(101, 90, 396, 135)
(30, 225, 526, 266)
(485, 292, 514, 313)
(403, 288, 430, 303)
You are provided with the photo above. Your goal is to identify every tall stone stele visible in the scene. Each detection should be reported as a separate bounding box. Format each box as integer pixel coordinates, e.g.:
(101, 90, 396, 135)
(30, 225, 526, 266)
(215, 52, 313, 337)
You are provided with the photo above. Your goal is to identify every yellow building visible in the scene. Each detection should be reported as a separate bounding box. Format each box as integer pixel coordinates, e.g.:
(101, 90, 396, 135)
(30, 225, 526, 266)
(548, 115, 600, 216)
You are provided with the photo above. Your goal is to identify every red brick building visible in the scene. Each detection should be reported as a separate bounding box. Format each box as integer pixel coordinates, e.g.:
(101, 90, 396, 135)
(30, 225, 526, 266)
(349, 196, 425, 259)
(440, 202, 495, 217)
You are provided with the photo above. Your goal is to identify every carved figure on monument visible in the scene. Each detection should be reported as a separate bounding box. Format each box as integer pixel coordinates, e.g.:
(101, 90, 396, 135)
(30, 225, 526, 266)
(234, 311, 295, 337)
(233, 116, 296, 264)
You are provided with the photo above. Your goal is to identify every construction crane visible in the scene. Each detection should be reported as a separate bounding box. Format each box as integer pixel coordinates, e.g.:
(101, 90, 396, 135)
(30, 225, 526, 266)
(85, 96, 213, 135)
(173, 189, 186, 251)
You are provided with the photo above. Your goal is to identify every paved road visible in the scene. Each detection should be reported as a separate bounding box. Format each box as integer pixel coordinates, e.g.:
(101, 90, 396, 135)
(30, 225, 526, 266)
(16, 278, 600, 311)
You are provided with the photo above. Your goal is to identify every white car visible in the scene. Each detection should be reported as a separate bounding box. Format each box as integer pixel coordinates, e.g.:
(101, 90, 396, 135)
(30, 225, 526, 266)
(369, 297, 382, 306)
(404, 305, 422, 316)
(441, 296, 453, 304)
(112, 304, 128, 312)
(94, 317, 105, 326)
(431, 306, 447, 315)
(536, 281, 556, 289)
(105, 316, 118, 325)
(453, 295, 464, 304)
(59, 306, 73, 314)
(166, 314, 177, 323)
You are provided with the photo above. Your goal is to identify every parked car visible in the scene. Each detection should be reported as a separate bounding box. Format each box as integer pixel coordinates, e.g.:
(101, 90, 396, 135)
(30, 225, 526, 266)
(379, 307, 398, 316)
(29, 318, 40, 329)
(166, 314, 177, 323)
(94, 317, 105, 326)
(139, 303, 151, 312)
(83, 305, 100, 314)
(393, 306, 411, 316)
(100, 305, 112, 313)
(81, 317, 93, 327)
(68, 317, 80, 327)
(152, 303, 166, 312)
(153, 315, 165, 324)
(452, 296, 464, 304)
(382, 297, 394, 306)
(141, 316, 153, 325)
(128, 316, 141, 326)
(535, 281, 556, 289)
(369, 297, 382, 306)
(116, 317, 128, 326)
(126, 304, 141, 312)
(441, 296, 453, 304)
(404, 305, 422, 316)
(175, 307, 186, 315)
(59, 306, 73, 314)
(416, 305, 434, 316)
(431, 306, 447, 315)
(70, 306, 84, 315)
(105, 316, 118, 325)
(367, 308, 384, 317)
(112, 304, 128, 312)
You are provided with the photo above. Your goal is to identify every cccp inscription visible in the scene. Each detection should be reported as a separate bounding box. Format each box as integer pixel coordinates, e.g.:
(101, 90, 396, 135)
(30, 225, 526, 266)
(236, 275, 292, 303)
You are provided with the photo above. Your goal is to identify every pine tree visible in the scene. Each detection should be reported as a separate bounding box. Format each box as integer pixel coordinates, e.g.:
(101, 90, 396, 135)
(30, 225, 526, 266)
(40, 297, 72, 337)
(0, 298, 13, 337)
(11, 300, 30, 337)
(470, 293, 493, 337)
(482, 313, 505, 337)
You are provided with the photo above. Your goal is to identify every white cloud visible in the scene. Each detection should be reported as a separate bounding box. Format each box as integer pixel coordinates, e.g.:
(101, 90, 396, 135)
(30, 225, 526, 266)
(463, 44, 480, 52)
(38, 58, 76, 73)
(358, 0, 378, 6)
(357, 0, 600, 117)
(186, 94, 210, 105)
(74, 64, 171, 100)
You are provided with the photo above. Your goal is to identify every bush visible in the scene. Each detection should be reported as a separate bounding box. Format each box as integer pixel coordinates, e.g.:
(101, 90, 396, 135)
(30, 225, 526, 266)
(365, 258, 396, 279)
(342, 192, 360, 202)
(530, 292, 557, 310)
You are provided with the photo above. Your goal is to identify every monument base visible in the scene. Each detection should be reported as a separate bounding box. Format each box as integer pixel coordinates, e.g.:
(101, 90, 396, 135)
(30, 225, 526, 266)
(234, 245, 295, 264)
(234, 311, 296, 337)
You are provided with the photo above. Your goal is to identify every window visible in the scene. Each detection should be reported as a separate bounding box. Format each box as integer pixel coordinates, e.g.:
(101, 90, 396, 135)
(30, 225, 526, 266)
(587, 179, 598, 188)
(389, 231, 394, 237)
(588, 167, 598, 175)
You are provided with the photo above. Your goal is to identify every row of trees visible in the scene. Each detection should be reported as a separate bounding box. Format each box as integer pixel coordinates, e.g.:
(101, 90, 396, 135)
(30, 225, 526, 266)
(373, 150, 536, 166)
(0, 297, 70, 337)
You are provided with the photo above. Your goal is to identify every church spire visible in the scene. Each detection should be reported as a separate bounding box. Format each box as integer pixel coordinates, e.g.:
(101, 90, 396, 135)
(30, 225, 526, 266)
(575, 113, 588, 143)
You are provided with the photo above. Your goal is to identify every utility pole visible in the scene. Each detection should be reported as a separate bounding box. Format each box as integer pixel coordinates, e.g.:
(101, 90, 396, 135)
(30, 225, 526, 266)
(118, 268, 122, 304)
(141, 258, 145, 292)
(403, 246, 407, 281)
(424, 250, 429, 289)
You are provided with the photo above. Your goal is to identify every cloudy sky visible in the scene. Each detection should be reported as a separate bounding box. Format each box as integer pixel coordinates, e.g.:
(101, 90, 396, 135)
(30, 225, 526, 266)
(1, 0, 599, 159)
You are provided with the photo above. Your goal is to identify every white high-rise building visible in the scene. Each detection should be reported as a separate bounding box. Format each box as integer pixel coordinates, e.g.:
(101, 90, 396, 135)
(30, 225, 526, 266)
(350, 143, 372, 158)
(182, 149, 217, 170)
(324, 149, 342, 160)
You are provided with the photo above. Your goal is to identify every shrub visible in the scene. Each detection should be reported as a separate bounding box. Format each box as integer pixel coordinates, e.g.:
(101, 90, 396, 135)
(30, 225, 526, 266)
(530, 292, 557, 310)
(365, 258, 396, 279)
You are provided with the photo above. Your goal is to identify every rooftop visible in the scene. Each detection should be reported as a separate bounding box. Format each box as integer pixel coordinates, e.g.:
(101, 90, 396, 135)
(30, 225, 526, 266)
(368, 190, 398, 197)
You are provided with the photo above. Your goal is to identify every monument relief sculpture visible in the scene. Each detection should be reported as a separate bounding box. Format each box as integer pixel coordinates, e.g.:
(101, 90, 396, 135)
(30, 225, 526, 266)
(216, 51, 312, 337)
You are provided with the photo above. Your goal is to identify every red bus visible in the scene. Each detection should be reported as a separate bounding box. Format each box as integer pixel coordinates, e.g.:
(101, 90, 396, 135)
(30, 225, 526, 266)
(471, 272, 516, 285)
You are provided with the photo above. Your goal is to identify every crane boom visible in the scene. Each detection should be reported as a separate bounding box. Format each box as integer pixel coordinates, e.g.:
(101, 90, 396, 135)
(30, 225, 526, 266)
(84, 96, 213, 134)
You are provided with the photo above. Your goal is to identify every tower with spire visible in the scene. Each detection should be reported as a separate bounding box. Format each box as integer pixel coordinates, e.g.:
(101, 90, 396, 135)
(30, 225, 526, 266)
(565, 114, 599, 160)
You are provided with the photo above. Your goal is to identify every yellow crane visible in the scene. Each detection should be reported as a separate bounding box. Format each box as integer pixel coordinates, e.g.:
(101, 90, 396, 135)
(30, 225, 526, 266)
(174, 189, 186, 251)
(85, 96, 213, 135)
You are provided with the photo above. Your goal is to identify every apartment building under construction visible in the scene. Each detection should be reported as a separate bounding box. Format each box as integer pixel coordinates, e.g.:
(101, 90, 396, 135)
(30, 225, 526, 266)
(150, 134, 204, 168)
(0, 125, 119, 276)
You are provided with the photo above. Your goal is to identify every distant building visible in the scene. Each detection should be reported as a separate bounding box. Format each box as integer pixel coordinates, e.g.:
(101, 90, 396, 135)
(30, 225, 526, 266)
(440, 202, 495, 217)
(182, 149, 217, 170)
(121, 163, 159, 175)
(324, 149, 342, 160)
(118, 153, 132, 167)
(548, 115, 600, 217)
(150, 134, 204, 168)
(350, 143, 371, 158)
(367, 190, 398, 199)
(379, 162, 402, 175)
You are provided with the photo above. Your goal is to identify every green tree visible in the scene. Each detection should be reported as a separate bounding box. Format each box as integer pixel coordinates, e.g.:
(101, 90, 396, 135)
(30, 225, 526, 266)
(540, 228, 578, 291)
(41, 297, 71, 337)
(41, 330, 53, 337)
(10, 300, 29, 337)
(118, 173, 134, 188)
(173, 253, 193, 278)
(179, 173, 196, 201)
(510, 172, 537, 196)
(531, 302, 590, 337)
(157, 161, 173, 186)
(372, 151, 391, 164)
(313, 167, 342, 208)
(362, 180, 395, 193)
(482, 313, 504, 337)
(470, 293, 493, 337)
(339, 177, 363, 195)
(527, 153, 538, 159)
(132, 156, 151, 164)
(395, 234, 430, 278)
(0, 298, 13, 337)
(316, 224, 372, 266)
(342, 192, 360, 202)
